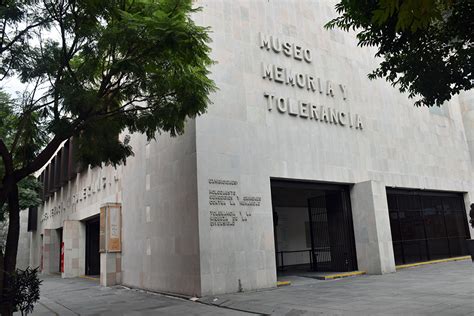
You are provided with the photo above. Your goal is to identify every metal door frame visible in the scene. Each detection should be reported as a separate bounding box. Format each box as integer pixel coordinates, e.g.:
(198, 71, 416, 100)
(387, 189, 469, 264)
(85, 216, 100, 275)
(307, 189, 357, 272)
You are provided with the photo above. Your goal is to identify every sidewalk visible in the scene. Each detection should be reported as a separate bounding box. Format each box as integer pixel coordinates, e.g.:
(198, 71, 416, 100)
(27, 259, 473, 315)
(27, 276, 248, 315)
(200, 260, 474, 315)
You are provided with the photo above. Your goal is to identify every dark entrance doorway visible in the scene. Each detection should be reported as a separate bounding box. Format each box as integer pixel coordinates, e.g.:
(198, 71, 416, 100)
(387, 189, 470, 265)
(85, 216, 100, 275)
(271, 180, 357, 274)
(57, 228, 63, 273)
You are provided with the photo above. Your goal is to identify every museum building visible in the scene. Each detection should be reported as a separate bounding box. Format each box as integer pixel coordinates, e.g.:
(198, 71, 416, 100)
(20, 0, 474, 297)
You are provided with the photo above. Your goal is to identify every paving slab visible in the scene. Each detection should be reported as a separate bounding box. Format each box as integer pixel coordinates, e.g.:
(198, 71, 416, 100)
(21, 276, 249, 316)
(201, 260, 474, 316)
(16, 259, 474, 315)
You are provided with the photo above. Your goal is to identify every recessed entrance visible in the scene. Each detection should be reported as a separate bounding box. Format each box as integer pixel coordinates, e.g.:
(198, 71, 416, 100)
(85, 216, 100, 276)
(57, 228, 63, 273)
(387, 189, 470, 265)
(271, 179, 357, 277)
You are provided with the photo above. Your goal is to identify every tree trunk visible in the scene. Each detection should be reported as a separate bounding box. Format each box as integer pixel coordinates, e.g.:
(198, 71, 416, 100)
(0, 184, 20, 316)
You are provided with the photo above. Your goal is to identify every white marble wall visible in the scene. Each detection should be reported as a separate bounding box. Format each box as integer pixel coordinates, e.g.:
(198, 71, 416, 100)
(100, 252, 121, 286)
(16, 210, 31, 270)
(459, 91, 474, 239)
(37, 164, 122, 230)
(19, 0, 474, 297)
(351, 180, 395, 274)
(1, 210, 31, 270)
(42, 228, 60, 274)
(28, 227, 41, 269)
(120, 122, 201, 296)
(30, 162, 122, 278)
(459, 91, 474, 168)
(193, 0, 473, 295)
(62, 220, 85, 278)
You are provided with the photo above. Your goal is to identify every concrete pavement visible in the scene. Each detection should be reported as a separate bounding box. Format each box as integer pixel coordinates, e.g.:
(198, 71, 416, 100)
(201, 260, 474, 315)
(26, 259, 473, 315)
(26, 276, 249, 315)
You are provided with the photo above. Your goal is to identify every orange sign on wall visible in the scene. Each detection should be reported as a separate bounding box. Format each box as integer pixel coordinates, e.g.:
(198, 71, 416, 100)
(107, 205, 121, 252)
(99, 203, 122, 253)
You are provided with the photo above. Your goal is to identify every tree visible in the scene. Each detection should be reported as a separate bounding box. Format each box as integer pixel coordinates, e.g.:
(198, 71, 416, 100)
(325, 0, 473, 107)
(0, 89, 46, 314)
(0, 0, 215, 314)
(1, 267, 42, 316)
(0, 91, 44, 224)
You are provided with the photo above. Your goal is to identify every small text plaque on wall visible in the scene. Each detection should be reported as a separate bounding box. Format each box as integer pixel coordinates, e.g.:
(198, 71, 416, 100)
(208, 178, 262, 228)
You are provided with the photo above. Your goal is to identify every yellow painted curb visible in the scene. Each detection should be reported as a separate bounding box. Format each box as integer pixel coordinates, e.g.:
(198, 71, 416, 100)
(321, 271, 366, 280)
(396, 256, 471, 270)
(79, 275, 100, 281)
(277, 280, 291, 287)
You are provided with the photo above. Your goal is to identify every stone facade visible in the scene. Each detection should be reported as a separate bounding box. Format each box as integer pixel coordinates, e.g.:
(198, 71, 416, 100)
(351, 181, 395, 274)
(62, 220, 85, 278)
(22, 0, 473, 298)
(1, 210, 31, 270)
(100, 252, 121, 287)
(189, 0, 474, 295)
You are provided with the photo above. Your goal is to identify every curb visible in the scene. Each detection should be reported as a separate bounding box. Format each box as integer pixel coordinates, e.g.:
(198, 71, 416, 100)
(396, 255, 471, 270)
(78, 275, 100, 281)
(315, 271, 366, 280)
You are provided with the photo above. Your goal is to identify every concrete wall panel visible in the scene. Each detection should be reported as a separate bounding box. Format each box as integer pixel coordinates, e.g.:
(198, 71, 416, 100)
(121, 122, 201, 296)
(193, 0, 472, 294)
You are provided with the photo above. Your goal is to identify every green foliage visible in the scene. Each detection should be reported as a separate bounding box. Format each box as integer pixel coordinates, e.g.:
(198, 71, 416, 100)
(372, 0, 443, 32)
(0, 0, 215, 224)
(0, 89, 48, 168)
(326, 0, 473, 107)
(0, 176, 42, 222)
(0, 0, 50, 93)
(0, 91, 43, 222)
(0, 92, 16, 138)
(0, 3, 215, 314)
(1, 267, 42, 315)
(16, 177, 42, 212)
(0, 7, 215, 312)
(1, 0, 215, 169)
